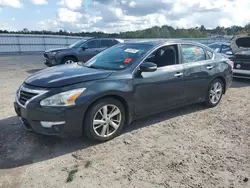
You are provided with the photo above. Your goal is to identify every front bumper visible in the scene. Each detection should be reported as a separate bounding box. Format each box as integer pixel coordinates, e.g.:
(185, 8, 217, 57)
(233, 69, 250, 79)
(44, 53, 61, 67)
(14, 101, 86, 137)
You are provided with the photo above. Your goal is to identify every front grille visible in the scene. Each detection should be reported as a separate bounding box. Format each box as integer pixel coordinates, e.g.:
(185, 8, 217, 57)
(17, 85, 47, 106)
(19, 90, 38, 105)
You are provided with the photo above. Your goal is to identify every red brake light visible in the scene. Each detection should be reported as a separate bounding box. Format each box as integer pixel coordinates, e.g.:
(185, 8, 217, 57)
(227, 60, 234, 69)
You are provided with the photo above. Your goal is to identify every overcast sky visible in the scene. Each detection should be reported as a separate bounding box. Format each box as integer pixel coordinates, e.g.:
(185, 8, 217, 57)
(0, 0, 249, 33)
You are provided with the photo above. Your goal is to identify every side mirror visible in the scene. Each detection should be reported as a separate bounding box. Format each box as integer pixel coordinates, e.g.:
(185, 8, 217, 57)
(225, 51, 233, 55)
(81, 46, 88, 51)
(139, 62, 157, 72)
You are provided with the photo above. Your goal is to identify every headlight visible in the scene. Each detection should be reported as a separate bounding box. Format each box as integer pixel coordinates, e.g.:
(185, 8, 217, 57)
(50, 51, 60, 55)
(40, 88, 86, 107)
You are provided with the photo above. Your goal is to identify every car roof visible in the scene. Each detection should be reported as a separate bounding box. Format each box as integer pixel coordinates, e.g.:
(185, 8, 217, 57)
(124, 39, 207, 47)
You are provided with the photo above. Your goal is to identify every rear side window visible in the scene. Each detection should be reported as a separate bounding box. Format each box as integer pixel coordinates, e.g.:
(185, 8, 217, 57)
(181, 44, 206, 63)
(100, 40, 114, 48)
(207, 50, 214, 59)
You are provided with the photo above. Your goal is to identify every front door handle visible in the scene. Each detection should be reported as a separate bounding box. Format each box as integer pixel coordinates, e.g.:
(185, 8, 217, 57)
(206, 65, 214, 70)
(174, 72, 183, 77)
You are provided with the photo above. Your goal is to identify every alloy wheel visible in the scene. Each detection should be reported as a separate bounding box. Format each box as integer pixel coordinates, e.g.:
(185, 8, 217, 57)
(209, 82, 223, 104)
(93, 105, 122, 138)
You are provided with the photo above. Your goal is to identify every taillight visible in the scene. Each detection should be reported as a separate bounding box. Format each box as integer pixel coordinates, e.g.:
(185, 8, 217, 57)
(227, 60, 234, 69)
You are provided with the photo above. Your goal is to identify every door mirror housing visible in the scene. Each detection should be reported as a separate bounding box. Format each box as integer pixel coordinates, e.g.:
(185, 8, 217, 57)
(139, 62, 157, 72)
(81, 46, 88, 51)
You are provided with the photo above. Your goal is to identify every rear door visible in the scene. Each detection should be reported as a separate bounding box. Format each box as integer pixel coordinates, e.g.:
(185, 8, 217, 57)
(181, 44, 216, 102)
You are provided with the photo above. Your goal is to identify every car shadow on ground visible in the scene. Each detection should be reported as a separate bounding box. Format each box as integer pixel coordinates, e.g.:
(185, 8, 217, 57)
(231, 78, 250, 88)
(0, 103, 206, 169)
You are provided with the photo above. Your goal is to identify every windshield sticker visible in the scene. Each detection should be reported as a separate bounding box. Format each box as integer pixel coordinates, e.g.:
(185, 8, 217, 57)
(124, 48, 139, 53)
(124, 58, 132, 63)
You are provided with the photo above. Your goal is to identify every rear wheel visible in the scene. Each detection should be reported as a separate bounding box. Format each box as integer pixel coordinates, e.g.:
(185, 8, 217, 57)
(205, 79, 224, 107)
(62, 57, 77, 64)
(83, 98, 126, 142)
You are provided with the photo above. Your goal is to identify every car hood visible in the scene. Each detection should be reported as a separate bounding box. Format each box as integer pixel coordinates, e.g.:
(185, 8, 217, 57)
(230, 35, 250, 54)
(25, 64, 114, 88)
(45, 47, 69, 53)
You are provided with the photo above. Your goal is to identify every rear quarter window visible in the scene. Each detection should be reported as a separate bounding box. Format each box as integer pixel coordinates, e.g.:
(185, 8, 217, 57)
(207, 50, 214, 59)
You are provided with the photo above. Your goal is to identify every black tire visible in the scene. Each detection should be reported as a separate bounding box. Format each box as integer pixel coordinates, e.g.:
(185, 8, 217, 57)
(61, 57, 77, 65)
(83, 98, 126, 142)
(205, 78, 224, 107)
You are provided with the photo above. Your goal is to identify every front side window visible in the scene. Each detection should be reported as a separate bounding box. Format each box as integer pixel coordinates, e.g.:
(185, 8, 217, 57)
(181, 44, 206, 63)
(84, 40, 99, 48)
(100, 40, 114, 48)
(69, 40, 86, 48)
(85, 44, 151, 70)
(145, 45, 178, 68)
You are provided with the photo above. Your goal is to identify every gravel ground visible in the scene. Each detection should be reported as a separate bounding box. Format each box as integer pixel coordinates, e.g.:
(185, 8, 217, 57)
(0, 55, 250, 188)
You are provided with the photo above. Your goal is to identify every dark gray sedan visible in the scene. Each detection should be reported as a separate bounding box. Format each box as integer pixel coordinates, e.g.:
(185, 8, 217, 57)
(15, 40, 233, 141)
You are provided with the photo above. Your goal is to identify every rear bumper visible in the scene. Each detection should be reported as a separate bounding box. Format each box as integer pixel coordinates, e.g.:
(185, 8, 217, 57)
(233, 69, 250, 79)
(225, 70, 233, 92)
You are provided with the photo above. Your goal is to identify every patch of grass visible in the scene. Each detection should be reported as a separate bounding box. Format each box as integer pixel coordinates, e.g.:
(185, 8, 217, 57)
(66, 166, 78, 183)
(84, 160, 92, 168)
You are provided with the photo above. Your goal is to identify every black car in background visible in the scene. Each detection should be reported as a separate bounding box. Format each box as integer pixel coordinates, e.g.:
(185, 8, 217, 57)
(15, 40, 233, 142)
(208, 36, 250, 79)
(44, 38, 124, 66)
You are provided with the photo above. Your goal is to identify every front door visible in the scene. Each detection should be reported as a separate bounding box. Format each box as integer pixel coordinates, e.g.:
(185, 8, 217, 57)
(133, 45, 186, 115)
(77, 40, 101, 62)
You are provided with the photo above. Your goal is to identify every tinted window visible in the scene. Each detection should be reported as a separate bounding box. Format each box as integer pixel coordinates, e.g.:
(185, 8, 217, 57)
(85, 44, 151, 70)
(207, 50, 214, 59)
(69, 40, 86, 48)
(145, 45, 178, 67)
(100, 40, 114, 47)
(85, 40, 99, 48)
(221, 45, 232, 54)
(181, 44, 206, 63)
(208, 43, 221, 52)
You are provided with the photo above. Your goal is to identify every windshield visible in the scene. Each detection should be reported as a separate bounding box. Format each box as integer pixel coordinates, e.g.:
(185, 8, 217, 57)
(85, 44, 152, 70)
(236, 50, 250, 56)
(69, 40, 86, 48)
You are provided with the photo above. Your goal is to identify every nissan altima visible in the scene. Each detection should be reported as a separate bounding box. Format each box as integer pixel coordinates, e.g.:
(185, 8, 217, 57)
(14, 40, 233, 142)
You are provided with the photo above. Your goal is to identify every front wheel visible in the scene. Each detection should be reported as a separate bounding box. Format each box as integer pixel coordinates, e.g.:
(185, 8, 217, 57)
(83, 98, 126, 142)
(62, 57, 76, 64)
(205, 79, 224, 107)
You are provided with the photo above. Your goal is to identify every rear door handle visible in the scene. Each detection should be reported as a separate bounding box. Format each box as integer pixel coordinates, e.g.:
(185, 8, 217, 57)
(206, 65, 214, 70)
(174, 72, 183, 77)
